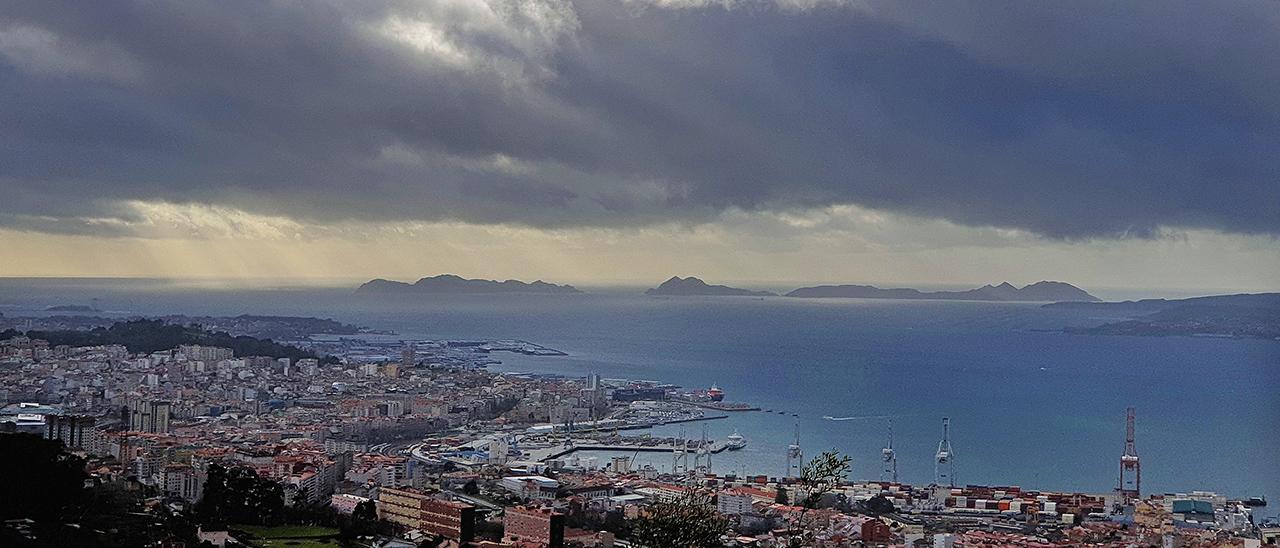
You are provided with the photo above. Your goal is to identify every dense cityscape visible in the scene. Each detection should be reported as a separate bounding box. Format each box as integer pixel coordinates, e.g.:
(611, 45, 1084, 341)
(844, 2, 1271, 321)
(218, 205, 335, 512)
(3, 1, 1279, 546)
(0, 317, 1273, 547)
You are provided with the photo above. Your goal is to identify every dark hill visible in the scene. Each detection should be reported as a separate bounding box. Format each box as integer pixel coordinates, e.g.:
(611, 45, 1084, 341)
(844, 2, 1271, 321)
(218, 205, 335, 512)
(356, 274, 581, 295)
(645, 276, 775, 297)
(786, 280, 1099, 302)
(1048, 293, 1280, 339)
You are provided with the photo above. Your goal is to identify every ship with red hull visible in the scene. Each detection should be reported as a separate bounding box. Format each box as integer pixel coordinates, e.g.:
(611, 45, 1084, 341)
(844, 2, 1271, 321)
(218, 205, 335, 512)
(707, 384, 724, 402)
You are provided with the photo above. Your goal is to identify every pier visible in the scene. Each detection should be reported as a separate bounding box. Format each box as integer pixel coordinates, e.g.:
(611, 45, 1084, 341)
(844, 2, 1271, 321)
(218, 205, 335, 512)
(682, 401, 760, 412)
(523, 435, 734, 461)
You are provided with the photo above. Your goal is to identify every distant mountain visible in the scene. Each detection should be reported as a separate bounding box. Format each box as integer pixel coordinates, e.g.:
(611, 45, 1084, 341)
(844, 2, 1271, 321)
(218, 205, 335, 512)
(1047, 292, 1280, 339)
(356, 275, 582, 295)
(45, 304, 98, 312)
(645, 276, 775, 297)
(786, 280, 1099, 302)
(1043, 292, 1280, 311)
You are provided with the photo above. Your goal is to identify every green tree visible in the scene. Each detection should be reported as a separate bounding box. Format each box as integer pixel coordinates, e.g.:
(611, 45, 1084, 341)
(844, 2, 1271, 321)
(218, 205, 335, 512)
(0, 435, 194, 545)
(629, 490, 727, 548)
(784, 450, 851, 548)
(351, 500, 378, 537)
(0, 434, 87, 523)
(196, 463, 230, 526)
(864, 494, 896, 516)
(195, 463, 284, 526)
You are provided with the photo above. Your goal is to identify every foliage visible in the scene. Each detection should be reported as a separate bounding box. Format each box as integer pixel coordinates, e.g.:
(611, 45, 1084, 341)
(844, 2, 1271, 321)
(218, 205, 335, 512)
(784, 450, 852, 548)
(864, 494, 896, 515)
(196, 463, 286, 527)
(352, 500, 377, 525)
(341, 500, 379, 539)
(796, 451, 850, 509)
(23, 318, 330, 362)
(462, 479, 480, 495)
(0, 434, 200, 546)
(629, 490, 727, 548)
(603, 509, 630, 537)
(0, 434, 86, 522)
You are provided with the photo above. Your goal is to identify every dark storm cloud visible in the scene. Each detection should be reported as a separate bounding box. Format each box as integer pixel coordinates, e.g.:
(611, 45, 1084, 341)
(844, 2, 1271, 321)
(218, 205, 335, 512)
(1, 0, 1277, 238)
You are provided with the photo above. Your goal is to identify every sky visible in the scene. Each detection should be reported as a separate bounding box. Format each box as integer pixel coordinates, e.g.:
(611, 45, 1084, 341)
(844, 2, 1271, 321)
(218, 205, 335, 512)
(1, 0, 1277, 292)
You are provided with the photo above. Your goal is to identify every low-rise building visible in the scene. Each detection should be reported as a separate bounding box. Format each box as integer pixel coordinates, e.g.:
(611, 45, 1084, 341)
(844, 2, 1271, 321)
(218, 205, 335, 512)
(377, 487, 475, 543)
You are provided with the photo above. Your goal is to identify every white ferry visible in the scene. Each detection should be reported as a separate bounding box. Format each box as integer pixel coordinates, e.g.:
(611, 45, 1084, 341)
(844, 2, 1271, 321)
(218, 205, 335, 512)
(725, 430, 747, 450)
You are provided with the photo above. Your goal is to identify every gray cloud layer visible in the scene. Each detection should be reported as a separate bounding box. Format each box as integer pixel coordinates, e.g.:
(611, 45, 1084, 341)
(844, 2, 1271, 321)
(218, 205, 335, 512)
(1, 0, 1278, 238)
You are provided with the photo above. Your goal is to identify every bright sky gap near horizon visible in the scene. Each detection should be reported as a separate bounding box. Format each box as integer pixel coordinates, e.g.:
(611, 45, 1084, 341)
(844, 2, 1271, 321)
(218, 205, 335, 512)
(1, 1, 1278, 292)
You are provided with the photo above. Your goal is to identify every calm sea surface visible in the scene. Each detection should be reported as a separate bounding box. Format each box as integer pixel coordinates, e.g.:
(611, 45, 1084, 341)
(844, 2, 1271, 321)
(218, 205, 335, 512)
(2, 279, 1276, 513)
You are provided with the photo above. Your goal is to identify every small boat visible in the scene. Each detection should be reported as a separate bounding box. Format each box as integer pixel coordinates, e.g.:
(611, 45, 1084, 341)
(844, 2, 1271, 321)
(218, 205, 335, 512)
(725, 430, 747, 450)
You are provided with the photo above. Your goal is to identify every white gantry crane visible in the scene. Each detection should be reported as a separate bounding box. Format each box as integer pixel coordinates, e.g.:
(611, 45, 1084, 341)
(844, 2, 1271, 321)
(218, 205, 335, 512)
(1118, 407, 1141, 501)
(881, 419, 898, 484)
(786, 420, 804, 479)
(935, 417, 955, 487)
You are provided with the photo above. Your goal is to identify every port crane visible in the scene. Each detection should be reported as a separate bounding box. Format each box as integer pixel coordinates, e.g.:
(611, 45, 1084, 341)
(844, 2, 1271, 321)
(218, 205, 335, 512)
(881, 419, 897, 484)
(692, 425, 713, 478)
(935, 417, 955, 487)
(1117, 407, 1141, 500)
(785, 420, 803, 479)
(672, 428, 689, 478)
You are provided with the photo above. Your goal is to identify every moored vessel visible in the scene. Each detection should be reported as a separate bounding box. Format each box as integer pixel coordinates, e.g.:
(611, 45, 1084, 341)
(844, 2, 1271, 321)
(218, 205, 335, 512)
(707, 384, 724, 401)
(726, 430, 746, 450)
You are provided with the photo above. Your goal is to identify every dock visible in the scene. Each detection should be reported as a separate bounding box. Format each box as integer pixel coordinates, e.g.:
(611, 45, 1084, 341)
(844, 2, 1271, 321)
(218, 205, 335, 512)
(668, 395, 760, 412)
(522, 433, 736, 461)
(542, 440, 732, 460)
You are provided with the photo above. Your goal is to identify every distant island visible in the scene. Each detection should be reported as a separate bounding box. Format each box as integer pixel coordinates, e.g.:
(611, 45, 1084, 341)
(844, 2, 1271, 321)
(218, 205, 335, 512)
(645, 276, 775, 297)
(1046, 293, 1280, 339)
(786, 281, 1100, 302)
(45, 304, 99, 312)
(356, 274, 582, 295)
